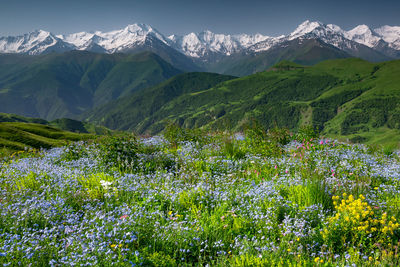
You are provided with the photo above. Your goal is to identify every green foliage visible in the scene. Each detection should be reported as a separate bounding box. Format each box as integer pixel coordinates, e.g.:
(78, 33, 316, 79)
(243, 120, 284, 157)
(96, 135, 139, 172)
(311, 89, 365, 131)
(60, 141, 90, 161)
(78, 172, 117, 200)
(267, 127, 292, 145)
(296, 125, 319, 142)
(144, 251, 177, 266)
(0, 112, 112, 135)
(221, 135, 246, 161)
(163, 121, 209, 149)
(50, 118, 88, 133)
(3, 128, 400, 265)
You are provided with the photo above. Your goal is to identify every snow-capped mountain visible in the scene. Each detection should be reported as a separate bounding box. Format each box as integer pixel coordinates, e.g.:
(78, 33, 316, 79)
(345, 25, 381, 48)
(60, 24, 170, 53)
(0, 21, 399, 62)
(286, 20, 370, 52)
(168, 30, 273, 59)
(0, 30, 73, 55)
(374, 26, 400, 50)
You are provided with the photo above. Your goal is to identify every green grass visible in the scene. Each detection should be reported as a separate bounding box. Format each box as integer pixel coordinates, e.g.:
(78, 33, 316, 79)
(0, 122, 93, 154)
(0, 113, 112, 135)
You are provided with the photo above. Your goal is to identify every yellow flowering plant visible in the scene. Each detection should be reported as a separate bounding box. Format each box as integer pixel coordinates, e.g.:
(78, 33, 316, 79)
(322, 193, 399, 253)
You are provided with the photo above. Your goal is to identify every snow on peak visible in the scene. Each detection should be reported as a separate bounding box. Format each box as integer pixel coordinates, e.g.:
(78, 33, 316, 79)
(233, 33, 272, 48)
(374, 25, 400, 49)
(326, 24, 345, 34)
(375, 25, 400, 40)
(170, 30, 274, 58)
(0, 29, 64, 55)
(346, 25, 381, 48)
(1, 20, 400, 57)
(289, 20, 324, 39)
(62, 23, 170, 52)
(62, 32, 95, 48)
(348, 24, 372, 35)
(124, 23, 152, 33)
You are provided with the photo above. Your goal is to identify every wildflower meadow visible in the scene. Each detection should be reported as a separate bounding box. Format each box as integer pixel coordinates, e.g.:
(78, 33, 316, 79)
(1, 126, 400, 266)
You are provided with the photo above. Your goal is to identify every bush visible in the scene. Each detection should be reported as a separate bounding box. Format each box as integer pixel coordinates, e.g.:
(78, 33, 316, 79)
(268, 127, 292, 145)
(295, 125, 319, 142)
(96, 135, 139, 172)
(163, 121, 208, 148)
(243, 120, 283, 157)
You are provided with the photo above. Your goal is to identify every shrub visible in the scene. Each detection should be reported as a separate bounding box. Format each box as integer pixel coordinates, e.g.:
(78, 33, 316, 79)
(267, 127, 292, 145)
(243, 121, 283, 157)
(296, 125, 319, 142)
(96, 135, 139, 172)
(163, 121, 208, 148)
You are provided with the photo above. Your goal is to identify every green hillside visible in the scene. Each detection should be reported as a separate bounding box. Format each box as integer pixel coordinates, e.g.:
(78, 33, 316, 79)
(81, 72, 236, 131)
(0, 122, 93, 154)
(84, 58, 400, 146)
(0, 113, 111, 135)
(0, 51, 182, 120)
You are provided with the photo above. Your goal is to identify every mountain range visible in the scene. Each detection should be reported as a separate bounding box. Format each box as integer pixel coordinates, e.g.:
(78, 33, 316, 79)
(1, 20, 400, 67)
(1, 20, 400, 146)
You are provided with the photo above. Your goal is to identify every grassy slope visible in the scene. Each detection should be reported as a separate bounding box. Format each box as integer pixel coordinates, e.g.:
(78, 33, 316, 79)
(82, 72, 236, 131)
(0, 122, 93, 153)
(86, 58, 400, 146)
(0, 51, 182, 120)
(319, 59, 400, 146)
(0, 113, 111, 135)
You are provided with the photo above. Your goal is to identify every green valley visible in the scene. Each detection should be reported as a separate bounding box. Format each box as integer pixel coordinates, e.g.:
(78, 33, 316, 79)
(0, 51, 182, 120)
(83, 58, 400, 146)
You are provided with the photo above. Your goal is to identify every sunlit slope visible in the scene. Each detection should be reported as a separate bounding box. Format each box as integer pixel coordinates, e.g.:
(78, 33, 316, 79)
(0, 122, 93, 152)
(84, 58, 400, 146)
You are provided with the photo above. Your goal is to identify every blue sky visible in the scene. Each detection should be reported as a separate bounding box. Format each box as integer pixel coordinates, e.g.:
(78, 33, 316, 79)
(1, 0, 400, 36)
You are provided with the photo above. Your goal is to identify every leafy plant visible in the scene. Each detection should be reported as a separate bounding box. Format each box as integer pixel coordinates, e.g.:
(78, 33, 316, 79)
(96, 134, 139, 172)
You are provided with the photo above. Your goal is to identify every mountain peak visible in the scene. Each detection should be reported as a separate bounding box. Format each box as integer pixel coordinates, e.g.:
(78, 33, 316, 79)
(348, 24, 373, 35)
(346, 24, 381, 48)
(1, 21, 400, 60)
(124, 23, 154, 33)
(374, 25, 400, 48)
(28, 29, 52, 38)
(290, 20, 324, 39)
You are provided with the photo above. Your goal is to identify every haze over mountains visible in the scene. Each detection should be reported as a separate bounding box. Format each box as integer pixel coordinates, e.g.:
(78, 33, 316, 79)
(1, 20, 400, 64)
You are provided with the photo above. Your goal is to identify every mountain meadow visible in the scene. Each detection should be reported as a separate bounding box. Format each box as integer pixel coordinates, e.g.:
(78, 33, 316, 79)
(1, 44, 400, 266)
(1, 123, 400, 266)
